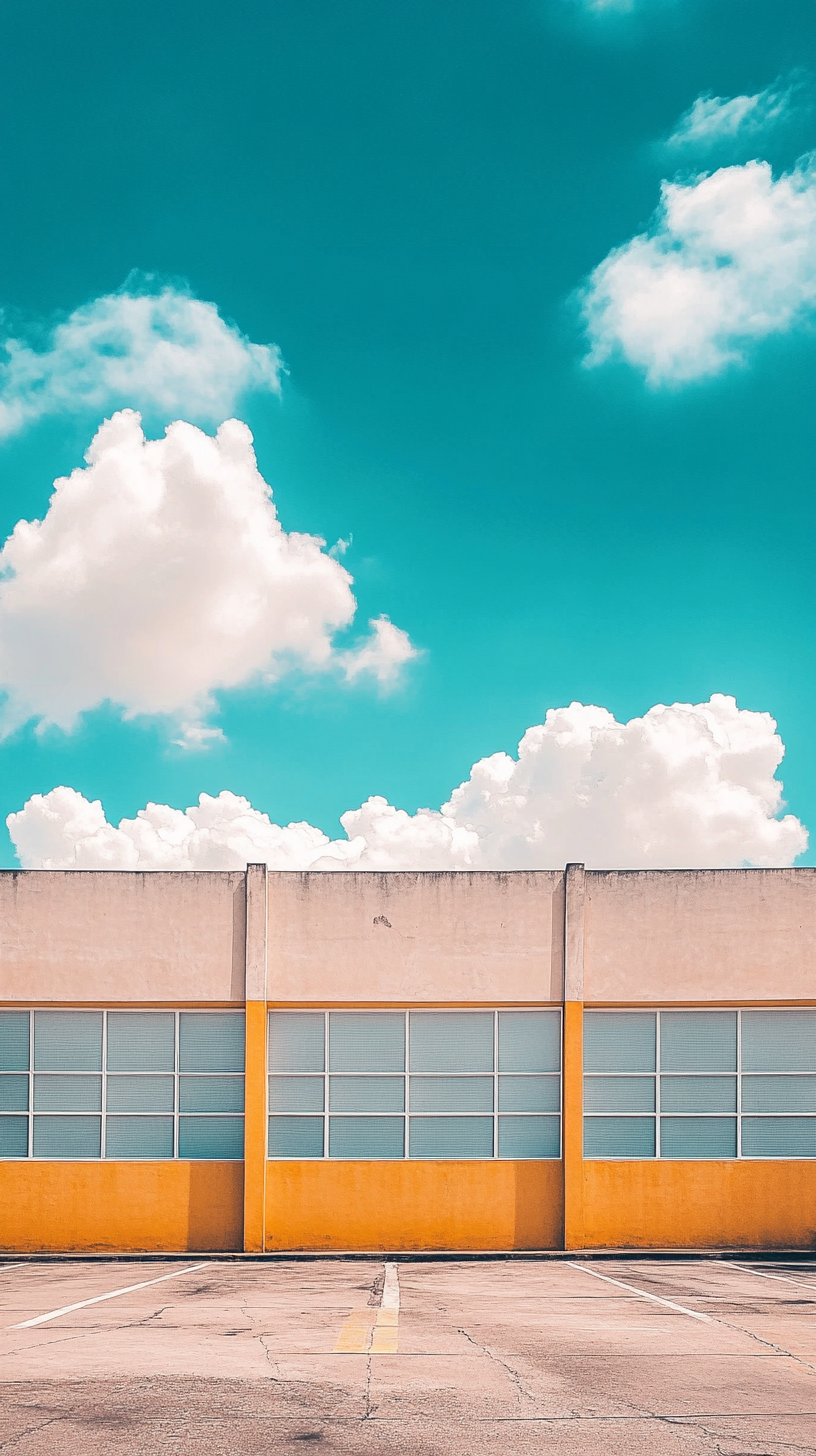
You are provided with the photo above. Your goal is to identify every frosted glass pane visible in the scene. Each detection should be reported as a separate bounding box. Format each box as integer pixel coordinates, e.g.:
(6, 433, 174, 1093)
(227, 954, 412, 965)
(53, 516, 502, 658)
(499, 1076, 560, 1113)
(498, 1116, 560, 1158)
(409, 1013, 493, 1073)
(34, 1012, 102, 1071)
(178, 1115, 244, 1159)
(329, 1077, 405, 1113)
(0, 1075, 29, 1111)
(584, 1116, 655, 1158)
(268, 1077, 324, 1113)
(106, 1076, 175, 1113)
(268, 1115, 324, 1158)
(107, 1013, 174, 1072)
(741, 1012, 816, 1073)
(329, 1014, 404, 1072)
(660, 1116, 736, 1158)
(0, 1117, 28, 1156)
(409, 1116, 493, 1159)
(179, 1076, 244, 1113)
(179, 1014, 244, 1073)
(329, 1116, 404, 1158)
(584, 1076, 655, 1113)
(33, 1115, 101, 1158)
(742, 1076, 816, 1114)
(498, 1012, 560, 1072)
(410, 1076, 493, 1113)
(0, 1012, 30, 1071)
(742, 1116, 816, 1158)
(34, 1075, 102, 1112)
(105, 1117, 173, 1159)
(268, 1013, 325, 1073)
(660, 1076, 736, 1113)
(660, 1012, 736, 1073)
(584, 1014, 655, 1073)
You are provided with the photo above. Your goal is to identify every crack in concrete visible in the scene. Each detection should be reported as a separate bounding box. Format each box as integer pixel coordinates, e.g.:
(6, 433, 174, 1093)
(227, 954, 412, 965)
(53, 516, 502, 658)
(0, 1415, 63, 1450)
(456, 1327, 536, 1406)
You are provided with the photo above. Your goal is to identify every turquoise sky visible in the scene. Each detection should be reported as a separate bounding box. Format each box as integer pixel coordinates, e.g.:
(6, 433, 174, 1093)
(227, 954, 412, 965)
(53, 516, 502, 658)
(0, 0, 814, 867)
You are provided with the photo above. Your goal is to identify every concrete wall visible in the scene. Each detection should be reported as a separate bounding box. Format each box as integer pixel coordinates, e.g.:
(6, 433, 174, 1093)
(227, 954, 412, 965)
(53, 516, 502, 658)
(267, 871, 565, 1002)
(0, 871, 246, 1002)
(583, 868, 816, 1003)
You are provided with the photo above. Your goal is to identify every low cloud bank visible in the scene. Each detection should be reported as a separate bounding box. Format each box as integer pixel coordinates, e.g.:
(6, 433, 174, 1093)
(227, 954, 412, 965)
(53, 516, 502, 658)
(8, 695, 806, 870)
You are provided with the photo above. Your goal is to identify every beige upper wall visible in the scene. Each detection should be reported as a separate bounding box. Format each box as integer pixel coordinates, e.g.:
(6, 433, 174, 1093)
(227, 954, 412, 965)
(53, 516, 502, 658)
(0, 871, 246, 1002)
(584, 869, 816, 1002)
(267, 871, 565, 1002)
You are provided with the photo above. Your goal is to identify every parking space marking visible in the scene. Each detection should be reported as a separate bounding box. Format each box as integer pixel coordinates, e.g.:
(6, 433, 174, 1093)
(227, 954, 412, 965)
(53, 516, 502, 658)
(333, 1261, 400, 1353)
(721, 1263, 816, 1293)
(10, 1262, 212, 1329)
(567, 1263, 714, 1322)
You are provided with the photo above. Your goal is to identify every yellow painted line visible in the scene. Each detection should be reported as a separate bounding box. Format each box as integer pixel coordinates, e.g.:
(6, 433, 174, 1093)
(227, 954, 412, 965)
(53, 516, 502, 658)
(11, 1263, 212, 1329)
(333, 1309, 376, 1353)
(333, 1262, 400, 1354)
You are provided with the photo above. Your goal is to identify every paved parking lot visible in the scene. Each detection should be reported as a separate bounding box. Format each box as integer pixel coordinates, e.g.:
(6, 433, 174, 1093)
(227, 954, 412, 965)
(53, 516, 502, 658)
(1, 1254, 815, 1454)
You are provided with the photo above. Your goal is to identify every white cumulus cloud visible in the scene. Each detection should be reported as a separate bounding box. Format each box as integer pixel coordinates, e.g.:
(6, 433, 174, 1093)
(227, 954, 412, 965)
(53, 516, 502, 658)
(8, 695, 806, 871)
(580, 154, 816, 383)
(0, 286, 283, 439)
(0, 410, 417, 736)
(665, 78, 803, 154)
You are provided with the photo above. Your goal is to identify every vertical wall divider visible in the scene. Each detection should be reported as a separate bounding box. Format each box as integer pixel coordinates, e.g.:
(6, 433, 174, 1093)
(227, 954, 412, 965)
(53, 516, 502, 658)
(243, 863, 269, 1254)
(563, 863, 585, 1251)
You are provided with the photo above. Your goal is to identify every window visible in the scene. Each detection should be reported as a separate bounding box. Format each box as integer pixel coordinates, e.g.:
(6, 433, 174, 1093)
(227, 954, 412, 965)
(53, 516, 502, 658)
(268, 1009, 561, 1159)
(0, 1011, 245, 1160)
(583, 1009, 816, 1159)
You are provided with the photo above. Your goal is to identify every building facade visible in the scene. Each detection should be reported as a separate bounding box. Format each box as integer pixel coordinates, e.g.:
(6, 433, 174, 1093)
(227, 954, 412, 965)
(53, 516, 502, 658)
(1, 864, 815, 1253)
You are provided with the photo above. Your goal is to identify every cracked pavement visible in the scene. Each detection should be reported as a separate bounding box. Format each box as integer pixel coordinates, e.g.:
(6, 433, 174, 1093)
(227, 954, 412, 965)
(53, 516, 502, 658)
(1, 1256, 815, 1453)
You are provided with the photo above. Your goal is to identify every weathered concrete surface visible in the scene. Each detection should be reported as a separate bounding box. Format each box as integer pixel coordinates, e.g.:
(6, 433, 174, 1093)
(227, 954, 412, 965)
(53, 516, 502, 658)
(1, 1257, 814, 1453)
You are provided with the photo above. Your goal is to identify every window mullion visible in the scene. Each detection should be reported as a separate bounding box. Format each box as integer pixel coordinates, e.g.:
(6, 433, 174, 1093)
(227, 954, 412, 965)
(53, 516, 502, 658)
(655, 1010, 661, 1159)
(101, 1010, 108, 1160)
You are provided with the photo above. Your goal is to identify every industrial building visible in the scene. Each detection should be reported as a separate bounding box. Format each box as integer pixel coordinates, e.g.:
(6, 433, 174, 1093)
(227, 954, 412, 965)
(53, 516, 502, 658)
(1, 864, 814, 1253)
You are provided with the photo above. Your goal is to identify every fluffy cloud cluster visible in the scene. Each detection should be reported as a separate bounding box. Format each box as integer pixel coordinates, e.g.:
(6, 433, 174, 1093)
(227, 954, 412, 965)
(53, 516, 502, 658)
(9, 695, 806, 870)
(0, 411, 416, 738)
(665, 79, 800, 153)
(0, 286, 282, 439)
(581, 154, 816, 383)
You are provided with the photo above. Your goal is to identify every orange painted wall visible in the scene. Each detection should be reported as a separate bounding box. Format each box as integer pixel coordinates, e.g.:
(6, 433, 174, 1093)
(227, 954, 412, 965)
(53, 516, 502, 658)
(0, 1162, 244, 1253)
(580, 1161, 816, 1249)
(265, 1160, 564, 1250)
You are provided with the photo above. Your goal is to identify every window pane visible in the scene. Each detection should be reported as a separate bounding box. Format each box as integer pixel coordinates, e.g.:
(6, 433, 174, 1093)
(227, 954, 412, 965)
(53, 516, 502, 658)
(741, 1011, 816, 1073)
(33, 1115, 101, 1158)
(584, 1116, 655, 1158)
(179, 1076, 245, 1113)
(269, 1013, 325, 1073)
(33, 1075, 102, 1112)
(660, 1117, 736, 1159)
(409, 1116, 493, 1159)
(498, 1076, 560, 1113)
(179, 1014, 245, 1073)
(0, 1117, 28, 1156)
(178, 1116, 244, 1159)
(660, 1076, 736, 1113)
(498, 1116, 560, 1159)
(0, 1074, 29, 1112)
(106, 1076, 175, 1113)
(584, 1076, 655, 1113)
(742, 1116, 816, 1158)
(105, 1117, 174, 1159)
(660, 1012, 736, 1073)
(329, 1116, 404, 1158)
(268, 1115, 325, 1158)
(410, 1076, 493, 1113)
(34, 1012, 102, 1072)
(584, 1014, 655, 1073)
(409, 1013, 493, 1073)
(0, 1012, 30, 1071)
(268, 1077, 324, 1114)
(329, 1013, 405, 1072)
(107, 1013, 175, 1072)
(329, 1077, 405, 1113)
(498, 1012, 560, 1072)
(742, 1076, 816, 1114)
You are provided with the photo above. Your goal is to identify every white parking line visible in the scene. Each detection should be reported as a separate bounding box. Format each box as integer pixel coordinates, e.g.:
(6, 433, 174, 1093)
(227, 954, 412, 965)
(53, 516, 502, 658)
(381, 1262, 400, 1312)
(0, 1264, 27, 1273)
(721, 1262, 816, 1293)
(567, 1263, 714, 1323)
(11, 1262, 212, 1329)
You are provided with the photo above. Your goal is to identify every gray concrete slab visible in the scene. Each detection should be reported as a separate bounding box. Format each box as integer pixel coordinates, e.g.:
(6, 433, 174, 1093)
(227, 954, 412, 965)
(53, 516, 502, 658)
(1, 1257, 814, 1453)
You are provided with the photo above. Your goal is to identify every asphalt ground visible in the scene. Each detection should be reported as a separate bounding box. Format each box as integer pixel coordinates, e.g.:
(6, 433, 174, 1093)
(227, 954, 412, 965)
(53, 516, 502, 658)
(1, 1255, 815, 1454)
